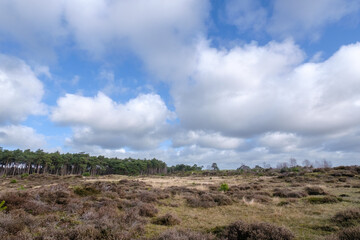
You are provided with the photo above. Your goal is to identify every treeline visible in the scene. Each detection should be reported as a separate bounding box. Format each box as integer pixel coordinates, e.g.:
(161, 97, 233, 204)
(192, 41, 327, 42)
(167, 164, 203, 173)
(0, 148, 167, 176)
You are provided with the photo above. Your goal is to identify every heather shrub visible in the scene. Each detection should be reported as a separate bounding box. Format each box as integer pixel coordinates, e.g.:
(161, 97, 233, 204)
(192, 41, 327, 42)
(326, 226, 360, 240)
(137, 202, 158, 217)
(185, 192, 232, 208)
(332, 208, 360, 226)
(243, 194, 272, 203)
(152, 213, 181, 226)
(0, 209, 34, 236)
(219, 220, 294, 240)
(0, 191, 30, 209)
(186, 195, 216, 208)
(304, 186, 327, 195)
(137, 191, 158, 203)
(306, 196, 341, 204)
(40, 184, 71, 205)
(155, 229, 216, 240)
(73, 186, 100, 196)
(273, 188, 307, 198)
(338, 177, 347, 182)
(211, 193, 232, 206)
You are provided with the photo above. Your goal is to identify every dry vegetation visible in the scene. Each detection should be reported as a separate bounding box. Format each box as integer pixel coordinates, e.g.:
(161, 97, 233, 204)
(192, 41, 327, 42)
(0, 167, 360, 239)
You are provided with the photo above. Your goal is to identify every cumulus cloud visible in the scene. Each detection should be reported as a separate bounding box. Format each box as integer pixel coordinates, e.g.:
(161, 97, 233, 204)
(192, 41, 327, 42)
(51, 92, 174, 150)
(64, 0, 209, 80)
(0, 125, 45, 150)
(0, 54, 46, 124)
(0, 0, 209, 77)
(173, 41, 360, 140)
(258, 132, 302, 153)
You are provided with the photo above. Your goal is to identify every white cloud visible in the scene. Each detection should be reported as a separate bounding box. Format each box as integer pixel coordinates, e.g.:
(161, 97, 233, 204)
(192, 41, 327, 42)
(173, 40, 360, 142)
(63, 0, 209, 80)
(51, 92, 174, 150)
(258, 132, 301, 153)
(0, 54, 46, 124)
(172, 130, 245, 150)
(269, 0, 360, 40)
(0, 0, 66, 61)
(0, 0, 209, 73)
(0, 125, 45, 150)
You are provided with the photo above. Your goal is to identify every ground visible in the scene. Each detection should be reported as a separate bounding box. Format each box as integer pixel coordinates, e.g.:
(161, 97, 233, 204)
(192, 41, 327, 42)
(0, 169, 359, 239)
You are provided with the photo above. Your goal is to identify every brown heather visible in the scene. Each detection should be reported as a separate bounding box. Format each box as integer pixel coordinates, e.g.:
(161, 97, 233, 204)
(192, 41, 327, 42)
(0, 166, 359, 239)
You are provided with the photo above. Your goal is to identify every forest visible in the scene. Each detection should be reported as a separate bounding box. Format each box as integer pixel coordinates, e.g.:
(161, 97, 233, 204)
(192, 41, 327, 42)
(0, 148, 168, 176)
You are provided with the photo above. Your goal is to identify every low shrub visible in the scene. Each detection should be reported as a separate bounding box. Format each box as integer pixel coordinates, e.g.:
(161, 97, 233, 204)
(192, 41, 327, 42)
(326, 226, 360, 240)
(0, 191, 30, 209)
(185, 193, 232, 208)
(218, 220, 294, 240)
(212, 193, 232, 206)
(82, 172, 91, 177)
(219, 183, 229, 192)
(186, 195, 216, 208)
(20, 173, 29, 178)
(10, 179, 17, 184)
(338, 177, 347, 182)
(137, 202, 158, 217)
(332, 208, 360, 226)
(152, 213, 181, 226)
(137, 191, 158, 203)
(273, 188, 307, 198)
(306, 196, 341, 204)
(304, 186, 327, 195)
(73, 186, 100, 197)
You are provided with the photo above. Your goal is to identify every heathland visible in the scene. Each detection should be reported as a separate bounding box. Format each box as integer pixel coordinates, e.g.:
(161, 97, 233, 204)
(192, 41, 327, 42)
(0, 162, 360, 239)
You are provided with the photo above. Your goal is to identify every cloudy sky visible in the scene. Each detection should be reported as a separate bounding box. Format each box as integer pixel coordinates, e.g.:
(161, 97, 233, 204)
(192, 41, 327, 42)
(0, 0, 360, 168)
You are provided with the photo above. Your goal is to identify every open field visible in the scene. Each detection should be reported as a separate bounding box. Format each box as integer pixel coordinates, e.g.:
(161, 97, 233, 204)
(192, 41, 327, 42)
(1, 168, 360, 239)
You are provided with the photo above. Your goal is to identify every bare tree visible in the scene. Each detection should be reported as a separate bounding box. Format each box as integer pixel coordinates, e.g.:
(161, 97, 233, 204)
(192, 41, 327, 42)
(262, 162, 271, 169)
(322, 159, 332, 168)
(276, 162, 288, 169)
(289, 158, 297, 168)
(302, 159, 312, 168)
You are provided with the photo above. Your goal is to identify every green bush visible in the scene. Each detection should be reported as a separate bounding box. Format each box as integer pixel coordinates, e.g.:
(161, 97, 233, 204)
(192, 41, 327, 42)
(0, 200, 7, 211)
(219, 183, 229, 192)
(20, 173, 29, 178)
(10, 179, 17, 184)
(82, 172, 91, 177)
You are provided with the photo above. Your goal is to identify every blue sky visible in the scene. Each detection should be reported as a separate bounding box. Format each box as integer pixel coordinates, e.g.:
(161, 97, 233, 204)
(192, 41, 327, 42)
(0, 0, 360, 168)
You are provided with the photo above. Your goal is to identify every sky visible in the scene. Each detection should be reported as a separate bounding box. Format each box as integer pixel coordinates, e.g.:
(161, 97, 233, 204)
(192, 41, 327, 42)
(0, 0, 360, 169)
